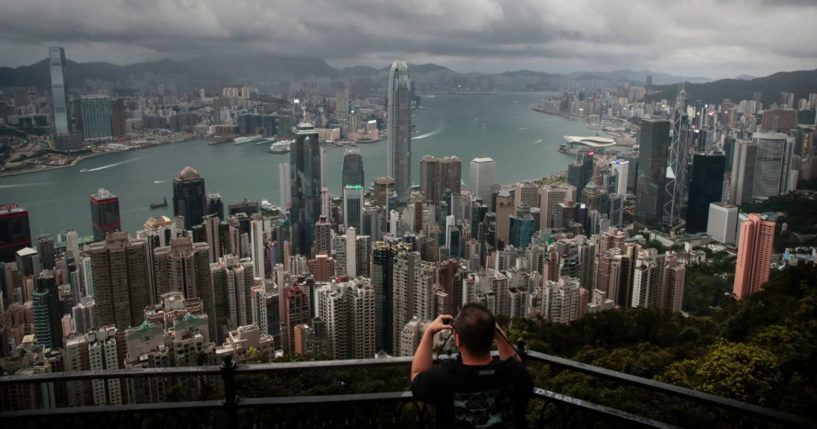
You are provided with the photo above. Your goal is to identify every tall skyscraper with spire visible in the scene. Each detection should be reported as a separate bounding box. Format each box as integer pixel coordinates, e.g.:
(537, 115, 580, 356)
(387, 61, 412, 204)
(663, 85, 690, 227)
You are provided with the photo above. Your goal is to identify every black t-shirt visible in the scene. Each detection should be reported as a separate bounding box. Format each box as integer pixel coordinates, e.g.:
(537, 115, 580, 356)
(411, 357, 534, 428)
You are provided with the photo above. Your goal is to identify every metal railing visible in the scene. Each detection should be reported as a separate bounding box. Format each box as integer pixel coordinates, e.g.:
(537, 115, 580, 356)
(0, 346, 814, 429)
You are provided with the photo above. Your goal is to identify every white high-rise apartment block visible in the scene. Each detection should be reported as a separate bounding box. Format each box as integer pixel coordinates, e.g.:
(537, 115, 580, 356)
(469, 157, 496, 204)
(345, 227, 357, 278)
(543, 277, 584, 324)
(278, 163, 291, 209)
(316, 278, 375, 359)
(609, 160, 629, 196)
(392, 252, 435, 349)
(89, 327, 122, 405)
(250, 217, 265, 279)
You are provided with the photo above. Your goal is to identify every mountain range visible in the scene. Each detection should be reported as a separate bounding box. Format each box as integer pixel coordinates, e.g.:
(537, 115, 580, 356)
(1, 54, 815, 104)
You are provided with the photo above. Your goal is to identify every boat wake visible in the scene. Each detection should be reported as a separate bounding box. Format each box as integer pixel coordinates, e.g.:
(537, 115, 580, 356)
(80, 156, 147, 173)
(0, 182, 54, 189)
(153, 179, 168, 184)
(413, 125, 444, 141)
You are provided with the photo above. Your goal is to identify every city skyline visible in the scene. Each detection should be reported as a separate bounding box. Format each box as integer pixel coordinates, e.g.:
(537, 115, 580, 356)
(0, 1, 815, 79)
(1, 12, 817, 421)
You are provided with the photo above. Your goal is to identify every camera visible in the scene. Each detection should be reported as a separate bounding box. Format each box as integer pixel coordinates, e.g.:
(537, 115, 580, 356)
(442, 318, 451, 325)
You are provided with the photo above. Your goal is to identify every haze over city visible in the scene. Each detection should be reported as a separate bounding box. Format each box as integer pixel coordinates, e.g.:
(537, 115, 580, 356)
(1, 0, 816, 78)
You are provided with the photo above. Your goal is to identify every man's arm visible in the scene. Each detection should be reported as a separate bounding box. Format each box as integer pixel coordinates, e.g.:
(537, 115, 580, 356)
(410, 314, 452, 382)
(495, 324, 521, 362)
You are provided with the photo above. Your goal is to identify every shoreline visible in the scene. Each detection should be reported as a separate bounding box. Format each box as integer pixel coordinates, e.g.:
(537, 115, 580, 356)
(0, 135, 203, 178)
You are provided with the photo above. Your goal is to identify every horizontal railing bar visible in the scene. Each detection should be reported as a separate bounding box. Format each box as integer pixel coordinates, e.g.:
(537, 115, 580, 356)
(238, 391, 414, 407)
(0, 388, 670, 426)
(233, 356, 415, 375)
(0, 356, 418, 385)
(0, 399, 224, 419)
(0, 350, 813, 428)
(0, 365, 223, 384)
(534, 388, 679, 429)
(524, 350, 817, 429)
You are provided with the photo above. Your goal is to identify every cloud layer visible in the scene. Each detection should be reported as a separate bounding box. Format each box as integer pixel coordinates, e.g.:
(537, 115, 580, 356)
(0, 0, 815, 78)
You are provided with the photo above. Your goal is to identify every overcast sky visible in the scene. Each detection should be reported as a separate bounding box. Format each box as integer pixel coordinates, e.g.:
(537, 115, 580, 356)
(0, 0, 815, 79)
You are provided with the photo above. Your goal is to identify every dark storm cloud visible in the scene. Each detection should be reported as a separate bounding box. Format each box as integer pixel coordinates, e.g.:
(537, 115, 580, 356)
(0, 0, 814, 78)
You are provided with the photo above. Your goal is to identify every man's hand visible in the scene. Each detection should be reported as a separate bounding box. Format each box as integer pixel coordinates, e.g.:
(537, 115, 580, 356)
(426, 314, 454, 336)
(411, 314, 453, 382)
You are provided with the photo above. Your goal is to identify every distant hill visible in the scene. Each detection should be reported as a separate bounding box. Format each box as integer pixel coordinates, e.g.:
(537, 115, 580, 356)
(0, 54, 340, 89)
(647, 69, 817, 103)
(565, 69, 711, 85)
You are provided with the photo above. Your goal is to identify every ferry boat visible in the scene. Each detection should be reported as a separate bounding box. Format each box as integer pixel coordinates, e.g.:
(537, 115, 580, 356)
(234, 135, 264, 145)
(150, 196, 168, 209)
(269, 140, 293, 154)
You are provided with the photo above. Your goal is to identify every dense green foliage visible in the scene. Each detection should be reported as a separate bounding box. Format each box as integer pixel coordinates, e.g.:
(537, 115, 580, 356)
(506, 264, 817, 426)
(743, 191, 817, 251)
(683, 250, 735, 316)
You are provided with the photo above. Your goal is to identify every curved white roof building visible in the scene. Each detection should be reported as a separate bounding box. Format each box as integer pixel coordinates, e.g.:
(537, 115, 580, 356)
(563, 135, 617, 148)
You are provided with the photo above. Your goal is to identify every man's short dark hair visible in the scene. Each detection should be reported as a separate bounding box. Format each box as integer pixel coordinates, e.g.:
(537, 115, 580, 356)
(454, 303, 496, 355)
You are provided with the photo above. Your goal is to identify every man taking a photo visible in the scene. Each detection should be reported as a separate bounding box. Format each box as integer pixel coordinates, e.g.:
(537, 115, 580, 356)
(410, 303, 534, 428)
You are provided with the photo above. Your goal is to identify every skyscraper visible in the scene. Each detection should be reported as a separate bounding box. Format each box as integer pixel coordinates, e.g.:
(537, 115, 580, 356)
(635, 119, 671, 229)
(707, 203, 738, 244)
(341, 149, 364, 189)
(33, 270, 62, 349)
(336, 86, 350, 125)
(173, 166, 207, 230)
(495, 190, 514, 249)
(470, 157, 496, 205)
(80, 95, 113, 143)
(314, 216, 332, 257)
(278, 163, 291, 209)
(733, 214, 775, 299)
(48, 47, 70, 136)
(686, 154, 725, 233)
(373, 177, 395, 207)
(567, 149, 594, 197)
(111, 98, 126, 138)
(392, 251, 435, 350)
(752, 132, 794, 200)
(371, 242, 398, 353)
(729, 140, 758, 205)
(290, 123, 322, 256)
(208, 256, 254, 342)
(0, 204, 32, 263)
(387, 61, 412, 203)
(89, 188, 121, 242)
(152, 237, 210, 300)
(421, 155, 462, 204)
(315, 278, 375, 359)
(539, 185, 575, 230)
(88, 232, 150, 330)
(343, 185, 364, 232)
(663, 86, 689, 228)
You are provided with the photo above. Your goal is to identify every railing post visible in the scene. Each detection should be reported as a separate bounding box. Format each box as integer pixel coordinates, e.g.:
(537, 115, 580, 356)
(516, 337, 527, 360)
(221, 355, 239, 426)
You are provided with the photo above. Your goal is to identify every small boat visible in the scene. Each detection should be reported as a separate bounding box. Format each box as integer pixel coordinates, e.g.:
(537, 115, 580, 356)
(150, 196, 168, 209)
